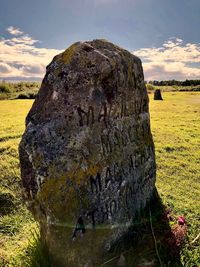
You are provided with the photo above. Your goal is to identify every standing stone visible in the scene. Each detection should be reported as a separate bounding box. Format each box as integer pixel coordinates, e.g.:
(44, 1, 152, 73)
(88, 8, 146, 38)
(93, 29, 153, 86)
(154, 89, 163, 100)
(19, 39, 156, 267)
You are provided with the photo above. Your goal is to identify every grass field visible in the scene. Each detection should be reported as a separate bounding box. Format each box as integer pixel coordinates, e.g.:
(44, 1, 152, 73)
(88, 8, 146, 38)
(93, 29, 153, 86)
(0, 92, 200, 266)
(150, 92, 200, 266)
(0, 81, 199, 100)
(146, 84, 200, 92)
(0, 82, 40, 100)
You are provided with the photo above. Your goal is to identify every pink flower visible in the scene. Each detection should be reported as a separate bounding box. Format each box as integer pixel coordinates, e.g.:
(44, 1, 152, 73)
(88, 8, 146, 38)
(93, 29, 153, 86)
(178, 216, 186, 225)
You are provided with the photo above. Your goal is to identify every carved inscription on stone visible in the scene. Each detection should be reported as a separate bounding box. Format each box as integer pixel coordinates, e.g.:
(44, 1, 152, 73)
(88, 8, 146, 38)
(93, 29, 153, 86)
(72, 144, 155, 238)
(69, 94, 154, 237)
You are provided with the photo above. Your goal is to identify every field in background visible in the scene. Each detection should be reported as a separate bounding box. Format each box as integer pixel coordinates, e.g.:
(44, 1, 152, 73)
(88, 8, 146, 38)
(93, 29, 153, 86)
(1, 81, 200, 101)
(0, 82, 40, 100)
(150, 92, 200, 266)
(146, 83, 200, 92)
(0, 92, 199, 266)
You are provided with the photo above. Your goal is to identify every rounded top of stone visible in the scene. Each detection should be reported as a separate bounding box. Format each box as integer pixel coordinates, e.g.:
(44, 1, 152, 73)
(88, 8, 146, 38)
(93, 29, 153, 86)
(50, 39, 140, 68)
(25, 39, 144, 127)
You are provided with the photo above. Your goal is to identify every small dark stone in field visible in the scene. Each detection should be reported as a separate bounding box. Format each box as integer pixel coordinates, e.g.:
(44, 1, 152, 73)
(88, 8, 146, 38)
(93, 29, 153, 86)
(17, 93, 29, 99)
(19, 39, 156, 266)
(154, 89, 163, 100)
(17, 93, 36, 99)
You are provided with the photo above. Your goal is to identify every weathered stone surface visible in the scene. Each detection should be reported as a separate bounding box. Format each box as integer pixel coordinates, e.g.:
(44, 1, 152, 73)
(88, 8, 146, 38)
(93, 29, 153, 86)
(19, 39, 156, 266)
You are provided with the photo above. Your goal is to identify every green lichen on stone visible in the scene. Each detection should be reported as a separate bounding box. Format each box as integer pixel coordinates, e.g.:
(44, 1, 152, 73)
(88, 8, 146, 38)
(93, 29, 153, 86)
(57, 43, 76, 65)
(36, 161, 107, 222)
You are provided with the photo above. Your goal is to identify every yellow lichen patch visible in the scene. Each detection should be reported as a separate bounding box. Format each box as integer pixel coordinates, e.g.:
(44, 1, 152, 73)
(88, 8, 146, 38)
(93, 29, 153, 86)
(53, 68, 60, 77)
(33, 151, 44, 168)
(36, 160, 109, 220)
(38, 161, 103, 200)
(57, 44, 77, 65)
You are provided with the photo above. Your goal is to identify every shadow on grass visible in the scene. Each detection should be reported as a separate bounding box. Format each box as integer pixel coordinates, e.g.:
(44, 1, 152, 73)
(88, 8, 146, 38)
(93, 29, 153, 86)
(103, 189, 184, 267)
(25, 189, 184, 267)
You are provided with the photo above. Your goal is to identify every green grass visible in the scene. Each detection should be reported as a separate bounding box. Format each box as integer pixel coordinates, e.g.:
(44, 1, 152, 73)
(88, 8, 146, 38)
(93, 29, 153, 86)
(0, 82, 40, 100)
(0, 100, 35, 266)
(146, 83, 200, 92)
(0, 92, 200, 266)
(0, 81, 199, 101)
(150, 92, 200, 266)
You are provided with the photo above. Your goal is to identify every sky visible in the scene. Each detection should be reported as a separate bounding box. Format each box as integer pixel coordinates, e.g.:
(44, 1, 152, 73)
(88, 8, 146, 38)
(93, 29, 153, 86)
(0, 0, 200, 81)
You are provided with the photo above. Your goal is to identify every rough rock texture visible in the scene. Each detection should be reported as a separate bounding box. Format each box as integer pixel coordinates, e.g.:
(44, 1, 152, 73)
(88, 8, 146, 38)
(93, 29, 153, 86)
(154, 89, 163, 100)
(19, 39, 156, 267)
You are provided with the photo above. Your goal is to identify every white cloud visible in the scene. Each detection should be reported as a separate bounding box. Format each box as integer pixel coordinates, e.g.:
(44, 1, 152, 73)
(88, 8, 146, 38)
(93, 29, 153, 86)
(0, 26, 63, 80)
(0, 62, 13, 73)
(1, 28, 200, 81)
(7, 26, 24, 36)
(8, 36, 39, 45)
(133, 38, 200, 81)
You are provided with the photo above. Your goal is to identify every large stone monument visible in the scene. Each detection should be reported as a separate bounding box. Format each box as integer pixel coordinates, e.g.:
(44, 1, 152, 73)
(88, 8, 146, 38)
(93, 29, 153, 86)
(19, 39, 156, 266)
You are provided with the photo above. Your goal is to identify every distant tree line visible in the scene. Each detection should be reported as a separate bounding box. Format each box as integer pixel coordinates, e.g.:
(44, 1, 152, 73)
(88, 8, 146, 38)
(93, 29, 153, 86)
(147, 80, 200, 86)
(0, 80, 40, 100)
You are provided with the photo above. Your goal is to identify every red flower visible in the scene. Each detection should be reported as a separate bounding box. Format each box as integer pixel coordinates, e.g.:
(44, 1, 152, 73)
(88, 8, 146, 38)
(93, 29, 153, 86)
(178, 216, 186, 225)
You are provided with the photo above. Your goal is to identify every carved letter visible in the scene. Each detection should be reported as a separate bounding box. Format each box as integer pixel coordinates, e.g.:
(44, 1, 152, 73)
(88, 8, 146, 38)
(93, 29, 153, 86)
(105, 167, 112, 188)
(90, 173, 102, 194)
(100, 203, 109, 222)
(98, 102, 107, 122)
(77, 107, 87, 127)
(72, 216, 86, 239)
(110, 200, 117, 216)
(87, 106, 94, 126)
(87, 209, 98, 229)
